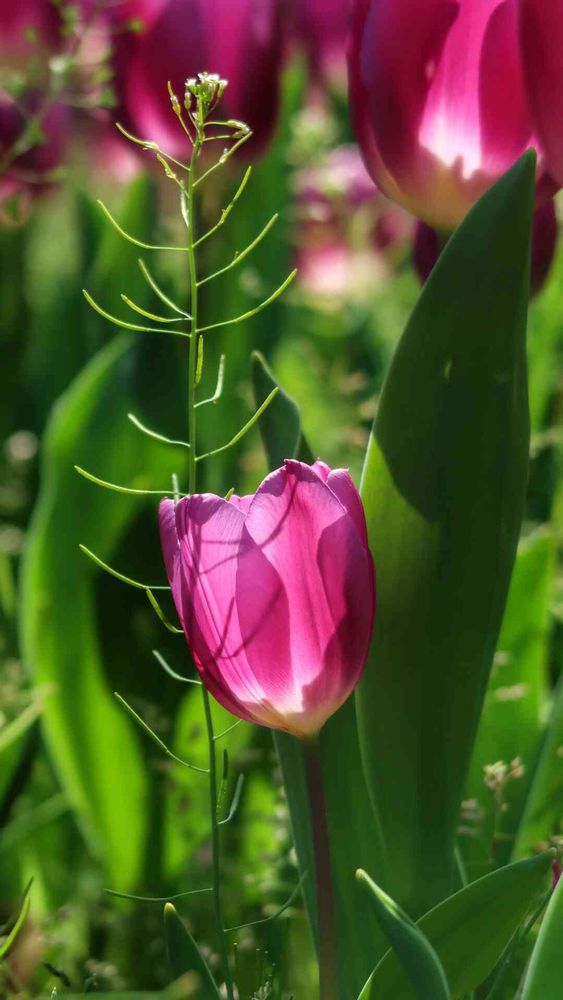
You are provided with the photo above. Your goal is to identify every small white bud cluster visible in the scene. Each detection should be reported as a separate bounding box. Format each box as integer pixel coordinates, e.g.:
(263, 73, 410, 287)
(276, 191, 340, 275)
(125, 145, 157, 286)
(184, 71, 228, 120)
(483, 757, 525, 810)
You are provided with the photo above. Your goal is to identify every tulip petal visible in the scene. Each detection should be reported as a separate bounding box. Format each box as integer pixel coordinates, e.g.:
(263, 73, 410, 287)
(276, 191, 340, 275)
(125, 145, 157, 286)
(358, 0, 459, 184)
(228, 493, 254, 513)
(478, 0, 533, 176)
(521, 0, 563, 186)
(171, 496, 295, 729)
(158, 498, 183, 614)
(237, 461, 374, 732)
(327, 468, 369, 546)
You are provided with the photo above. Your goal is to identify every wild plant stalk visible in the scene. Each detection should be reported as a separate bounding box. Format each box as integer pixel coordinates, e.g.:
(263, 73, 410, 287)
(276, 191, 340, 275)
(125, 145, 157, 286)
(182, 80, 233, 998)
(78, 72, 296, 997)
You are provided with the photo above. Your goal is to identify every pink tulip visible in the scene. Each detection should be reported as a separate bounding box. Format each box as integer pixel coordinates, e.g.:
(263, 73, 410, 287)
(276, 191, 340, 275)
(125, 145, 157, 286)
(159, 460, 375, 737)
(0, 91, 69, 219)
(520, 0, 563, 188)
(0, 0, 62, 61)
(111, 0, 286, 160)
(294, 0, 350, 88)
(348, 0, 542, 230)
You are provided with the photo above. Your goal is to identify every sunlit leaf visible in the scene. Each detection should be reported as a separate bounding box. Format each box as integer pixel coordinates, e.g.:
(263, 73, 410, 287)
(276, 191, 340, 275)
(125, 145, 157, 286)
(358, 153, 535, 915)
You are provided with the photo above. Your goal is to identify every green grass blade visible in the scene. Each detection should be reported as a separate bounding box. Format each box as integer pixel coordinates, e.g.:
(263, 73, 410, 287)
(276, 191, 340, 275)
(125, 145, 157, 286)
(164, 902, 221, 997)
(522, 870, 563, 998)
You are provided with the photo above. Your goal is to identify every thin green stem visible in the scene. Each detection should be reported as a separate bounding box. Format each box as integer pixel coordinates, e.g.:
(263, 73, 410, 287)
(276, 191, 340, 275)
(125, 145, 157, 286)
(186, 131, 201, 496)
(184, 121, 234, 1000)
(202, 687, 235, 1000)
(303, 736, 339, 1000)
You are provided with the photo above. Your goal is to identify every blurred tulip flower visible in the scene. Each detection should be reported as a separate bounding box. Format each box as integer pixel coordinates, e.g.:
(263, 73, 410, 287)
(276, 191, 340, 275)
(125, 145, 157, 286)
(159, 460, 375, 737)
(112, 0, 286, 159)
(413, 199, 558, 297)
(521, 0, 563, 189)
(295, 0, 350, 90)
(0, 91, 68, 222)
(0, 0, 62, 63)
(294, 144, 412, 299)
(348, 0, 543, 230)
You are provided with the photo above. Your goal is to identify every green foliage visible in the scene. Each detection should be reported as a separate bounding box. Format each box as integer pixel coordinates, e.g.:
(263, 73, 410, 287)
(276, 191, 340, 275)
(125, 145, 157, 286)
(253, 352, 387, 999)
(163, 902, 221, 997)
(356, 870, 449, 1000)
(522, 872, 563, 998)
(358, 153, 535, 917)
(464, 529, 556, 870)
(362, 852, 552, 998)
(20, 333, 185, 888)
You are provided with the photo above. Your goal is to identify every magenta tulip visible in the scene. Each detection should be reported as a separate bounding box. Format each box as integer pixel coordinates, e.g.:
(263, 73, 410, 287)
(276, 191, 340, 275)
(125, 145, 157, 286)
(112, 0, 286, 160)
(159, 460, 375, 737)
(521, 0, 563, 188)
(349, 0, 541, 230)
(0, 0, 62, 60)
(295, 0, 350, 87)
(0, 91, 68, 216)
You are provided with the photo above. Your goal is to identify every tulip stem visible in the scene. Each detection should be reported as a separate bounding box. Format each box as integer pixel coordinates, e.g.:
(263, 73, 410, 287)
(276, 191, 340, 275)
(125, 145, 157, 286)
(202, 686, 236, 1000)
(303, 735, 339, 1000)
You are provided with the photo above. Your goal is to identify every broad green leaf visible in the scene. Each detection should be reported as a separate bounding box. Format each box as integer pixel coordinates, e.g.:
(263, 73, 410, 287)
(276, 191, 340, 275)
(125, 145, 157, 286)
(356, 870, 449, 1000)
(164, 902, 221, 998)
(20, 334, 185, 888)
(463, 529, 555, 872)
(358, 153, 535, 915)
(362, 852, 551, 998)
(252, 353, 387, 999)
(522, 871, 563, 998)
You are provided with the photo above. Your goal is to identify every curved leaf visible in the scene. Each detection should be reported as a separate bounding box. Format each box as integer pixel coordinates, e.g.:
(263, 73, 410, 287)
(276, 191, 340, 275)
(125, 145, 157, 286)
(164, 902, 221, 997)
(522, 871, 563, 998)
(357, 870, 449, 1000)
(362, 852, 551, 998)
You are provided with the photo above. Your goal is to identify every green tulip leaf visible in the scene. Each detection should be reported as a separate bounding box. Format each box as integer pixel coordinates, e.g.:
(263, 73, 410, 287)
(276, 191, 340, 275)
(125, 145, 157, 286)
(522, 871, 563, 998)
(356, 869, 449, 1000)
(163, 902, 221, 997)
(358, 152, 535, 915)
(360, 852, 551, 998)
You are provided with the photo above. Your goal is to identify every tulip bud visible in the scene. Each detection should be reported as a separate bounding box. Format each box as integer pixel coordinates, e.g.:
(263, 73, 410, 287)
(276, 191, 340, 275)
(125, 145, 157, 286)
(348, 0, 542, 231)
(111, 0, 286, 159)
(413, 200, 558, 298)
(159, 460, 375, 737)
